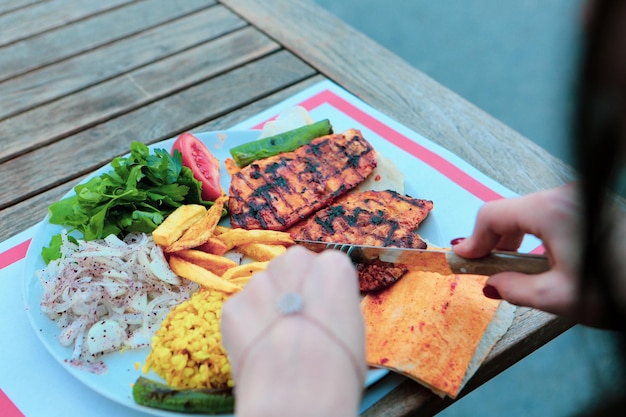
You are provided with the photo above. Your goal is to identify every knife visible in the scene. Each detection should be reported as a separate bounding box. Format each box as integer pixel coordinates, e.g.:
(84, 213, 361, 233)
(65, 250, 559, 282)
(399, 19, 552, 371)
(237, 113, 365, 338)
(294, 239, 550, 276)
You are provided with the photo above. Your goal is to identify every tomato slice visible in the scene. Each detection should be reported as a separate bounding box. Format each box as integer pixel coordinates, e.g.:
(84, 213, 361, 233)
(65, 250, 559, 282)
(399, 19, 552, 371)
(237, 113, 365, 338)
(171, 133, 222, 201)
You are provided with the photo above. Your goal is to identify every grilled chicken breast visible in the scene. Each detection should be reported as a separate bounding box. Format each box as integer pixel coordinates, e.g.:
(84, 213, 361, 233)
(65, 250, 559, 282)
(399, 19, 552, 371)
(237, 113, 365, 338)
(289, 189, 434, 291)
(229, 129, 377, 230)
(289, 189, 433, 248)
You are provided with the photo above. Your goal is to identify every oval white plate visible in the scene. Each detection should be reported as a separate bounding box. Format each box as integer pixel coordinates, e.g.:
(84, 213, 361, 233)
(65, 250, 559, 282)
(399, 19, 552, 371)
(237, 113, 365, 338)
(22, 130, 398, 416)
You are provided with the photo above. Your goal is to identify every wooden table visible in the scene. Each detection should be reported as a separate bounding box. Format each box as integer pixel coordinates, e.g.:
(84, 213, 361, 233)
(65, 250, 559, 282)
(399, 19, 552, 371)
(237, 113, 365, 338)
(0, 0, 576, 415)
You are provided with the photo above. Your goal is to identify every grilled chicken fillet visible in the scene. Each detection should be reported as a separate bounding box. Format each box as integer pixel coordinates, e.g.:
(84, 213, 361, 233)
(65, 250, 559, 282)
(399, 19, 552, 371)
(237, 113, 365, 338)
(289, 189, 433, 247)
(289, 189, 434, 291)
(229, 129, 377, 230)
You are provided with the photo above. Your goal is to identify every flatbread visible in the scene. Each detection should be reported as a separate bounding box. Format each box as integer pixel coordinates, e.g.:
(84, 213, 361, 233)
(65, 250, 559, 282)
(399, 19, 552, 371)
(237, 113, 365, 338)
(460, 300, 516, 389)
(354, 152, 405, 194)
(361, 269, 509, 398)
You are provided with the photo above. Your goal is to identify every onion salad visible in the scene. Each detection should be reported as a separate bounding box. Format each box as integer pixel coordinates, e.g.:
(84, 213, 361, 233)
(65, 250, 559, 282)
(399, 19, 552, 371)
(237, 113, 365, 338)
(36, 231, 199, 373)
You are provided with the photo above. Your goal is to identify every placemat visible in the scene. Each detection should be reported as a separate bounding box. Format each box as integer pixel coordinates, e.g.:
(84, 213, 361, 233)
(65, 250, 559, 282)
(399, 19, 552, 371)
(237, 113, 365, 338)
(0, 80, 540, 417)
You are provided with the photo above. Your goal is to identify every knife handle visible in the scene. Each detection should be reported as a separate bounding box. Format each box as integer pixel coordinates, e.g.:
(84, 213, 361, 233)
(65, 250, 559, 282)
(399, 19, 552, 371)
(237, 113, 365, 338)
(445, 251, 550, 276)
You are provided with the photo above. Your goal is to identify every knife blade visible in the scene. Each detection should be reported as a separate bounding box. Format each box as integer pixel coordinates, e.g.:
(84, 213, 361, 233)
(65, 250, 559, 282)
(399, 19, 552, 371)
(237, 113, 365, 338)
(294, 239, 550, 276)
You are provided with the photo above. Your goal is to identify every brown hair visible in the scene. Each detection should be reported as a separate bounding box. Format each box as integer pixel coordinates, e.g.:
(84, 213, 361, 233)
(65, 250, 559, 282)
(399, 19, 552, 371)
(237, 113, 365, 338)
(576, 0, 626, 413)
(576, 0, 626, 330)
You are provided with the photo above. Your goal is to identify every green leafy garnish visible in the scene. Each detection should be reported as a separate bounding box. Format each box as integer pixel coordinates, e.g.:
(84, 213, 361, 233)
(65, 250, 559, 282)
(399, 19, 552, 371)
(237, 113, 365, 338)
(43, 142, 213, 262)
(41, 233, 78, 264)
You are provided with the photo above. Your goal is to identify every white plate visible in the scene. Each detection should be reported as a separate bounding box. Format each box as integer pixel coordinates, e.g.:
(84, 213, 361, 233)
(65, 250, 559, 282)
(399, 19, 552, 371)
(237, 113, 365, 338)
(22, 130, 397, 416)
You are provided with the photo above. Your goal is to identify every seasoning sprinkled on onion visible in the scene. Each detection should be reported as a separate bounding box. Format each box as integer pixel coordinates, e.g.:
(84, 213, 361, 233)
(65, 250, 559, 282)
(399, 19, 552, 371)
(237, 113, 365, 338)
(37, 231, 198, 373)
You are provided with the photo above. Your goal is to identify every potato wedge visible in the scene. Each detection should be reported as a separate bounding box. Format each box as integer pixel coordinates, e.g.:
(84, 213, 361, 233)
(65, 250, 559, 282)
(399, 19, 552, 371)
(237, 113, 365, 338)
(238, 243, 287, 261)
(152, 205, 207, 247)
(164, 196, 228, 253)
(217, 229, 294, 252)
(174, 249, 238, 276)
(169, 256, 239, 293)
(221, 262, 269, 281)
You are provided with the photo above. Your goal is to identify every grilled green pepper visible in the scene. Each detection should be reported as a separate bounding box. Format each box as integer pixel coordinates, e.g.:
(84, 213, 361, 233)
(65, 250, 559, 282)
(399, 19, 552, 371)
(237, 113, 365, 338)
(229, 119, 333, 167)
(132, 376, 234, 414)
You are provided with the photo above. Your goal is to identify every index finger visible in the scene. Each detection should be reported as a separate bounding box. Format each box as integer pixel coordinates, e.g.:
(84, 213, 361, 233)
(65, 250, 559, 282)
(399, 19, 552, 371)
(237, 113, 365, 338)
(453, 196, 536, 258)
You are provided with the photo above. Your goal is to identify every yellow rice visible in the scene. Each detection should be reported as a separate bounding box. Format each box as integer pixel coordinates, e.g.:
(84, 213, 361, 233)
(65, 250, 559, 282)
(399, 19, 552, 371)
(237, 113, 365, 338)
(142, 288, 233, 389)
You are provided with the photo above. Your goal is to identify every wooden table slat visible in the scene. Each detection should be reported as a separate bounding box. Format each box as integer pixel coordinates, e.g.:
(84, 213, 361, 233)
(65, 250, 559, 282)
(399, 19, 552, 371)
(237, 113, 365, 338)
(0, 0, 215, 83)
(0, 25, 277, 164)
(192, 74, 327, 133)
(0, 4, 246, 125)
(0, 182, 77, 242)
(0, 50, 316, 212)
(0, 75, 327, 243)
(0, 0, 135, 47)
(222, 0, 576, 196)
(0, 0, 44, 17)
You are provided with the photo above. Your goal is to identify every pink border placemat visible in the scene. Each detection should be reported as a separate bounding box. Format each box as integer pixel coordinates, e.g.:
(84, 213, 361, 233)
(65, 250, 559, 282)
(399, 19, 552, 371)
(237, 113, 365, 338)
(0, 239, 31, 270)
(0, 389, 24, 417)
(269, 89, 504, 202)
(0, 80, 541, 416)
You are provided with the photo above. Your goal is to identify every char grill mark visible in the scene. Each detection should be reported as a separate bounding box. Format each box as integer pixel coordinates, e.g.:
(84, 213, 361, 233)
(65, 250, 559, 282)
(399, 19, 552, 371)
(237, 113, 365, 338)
(290, 190, 433, 249)
(327, 205, 407, 247)
(228, 129, 377, 230)
(289, 189, 434, 292)
(230, 162, 297, 229)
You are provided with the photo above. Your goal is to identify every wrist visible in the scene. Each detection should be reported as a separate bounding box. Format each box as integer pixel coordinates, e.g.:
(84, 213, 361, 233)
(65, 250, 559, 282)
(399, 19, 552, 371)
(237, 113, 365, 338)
(234, 317, 363, 417)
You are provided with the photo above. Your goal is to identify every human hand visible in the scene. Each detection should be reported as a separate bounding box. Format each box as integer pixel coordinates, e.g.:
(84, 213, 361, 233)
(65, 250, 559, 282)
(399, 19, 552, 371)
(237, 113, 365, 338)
(220, 245, 366, 417)
(451, 184, 608, 326)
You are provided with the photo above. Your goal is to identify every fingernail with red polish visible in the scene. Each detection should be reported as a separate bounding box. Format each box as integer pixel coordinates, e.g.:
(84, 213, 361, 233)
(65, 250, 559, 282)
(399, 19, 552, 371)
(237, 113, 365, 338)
(483, 285, 502, 300)
(450, 237, 466, 246)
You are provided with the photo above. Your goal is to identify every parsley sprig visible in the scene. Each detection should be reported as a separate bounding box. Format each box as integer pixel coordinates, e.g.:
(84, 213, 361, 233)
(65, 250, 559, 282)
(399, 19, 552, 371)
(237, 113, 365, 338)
(43, 142, 213, 263)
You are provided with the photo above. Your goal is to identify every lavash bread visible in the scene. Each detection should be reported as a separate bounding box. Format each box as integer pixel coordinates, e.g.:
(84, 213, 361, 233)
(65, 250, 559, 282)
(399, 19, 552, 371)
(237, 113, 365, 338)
(353, 153, 405, 194)
(258, 106, 314, 138)
(361, 270, 515, 398)
(460, 300, 516, 390)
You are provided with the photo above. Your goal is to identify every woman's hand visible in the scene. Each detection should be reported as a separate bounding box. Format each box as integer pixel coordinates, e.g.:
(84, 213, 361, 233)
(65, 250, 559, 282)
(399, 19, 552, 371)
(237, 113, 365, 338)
(220, 246, 366, 417)
(451, 184, 608, 325)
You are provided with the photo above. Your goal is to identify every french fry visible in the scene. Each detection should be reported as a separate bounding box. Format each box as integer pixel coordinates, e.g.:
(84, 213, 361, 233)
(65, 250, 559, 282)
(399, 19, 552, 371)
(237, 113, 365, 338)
(196, 237, 229, 255)
(238, 242, 287, 261)
(230, 275, 253, 287)
(217, 229, 294, 252)
(168, 256, 240, 293)
(213, 225, 231, 236)
(156, 202, 293, 292)
(164, 196, 228, 253)
(221, 262, 269, 281)
(173, 249, 238, 276)
(152, 204, 207, 247)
